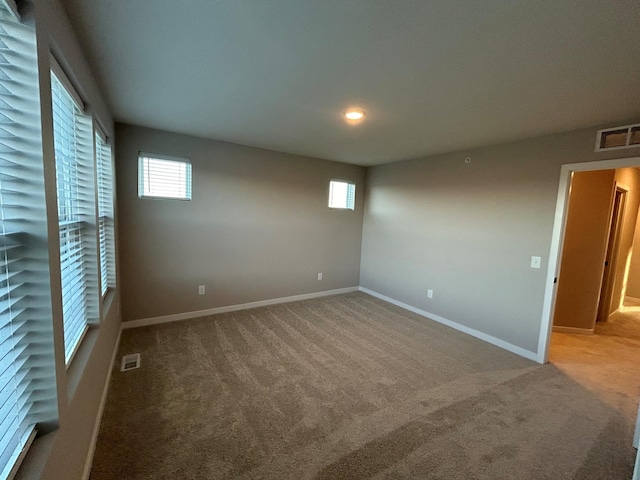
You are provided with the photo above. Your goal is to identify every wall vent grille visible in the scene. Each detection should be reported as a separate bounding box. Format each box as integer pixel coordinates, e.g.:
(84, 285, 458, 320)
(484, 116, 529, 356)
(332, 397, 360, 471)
(595, 124, 640, 151)
(121, 353, 141, 372)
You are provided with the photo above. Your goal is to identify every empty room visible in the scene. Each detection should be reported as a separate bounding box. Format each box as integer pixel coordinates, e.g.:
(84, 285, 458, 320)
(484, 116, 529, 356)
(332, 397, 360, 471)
(3, 1, 640, 479)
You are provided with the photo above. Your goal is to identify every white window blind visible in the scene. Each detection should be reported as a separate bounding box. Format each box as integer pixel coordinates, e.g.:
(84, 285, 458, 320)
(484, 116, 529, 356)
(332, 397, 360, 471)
(51, 64, 99, 364)
(138, 153, 192, 200)
(0, 7, 57, 479)
(328, 180, 355, 210)
(95, 131, 115, 297)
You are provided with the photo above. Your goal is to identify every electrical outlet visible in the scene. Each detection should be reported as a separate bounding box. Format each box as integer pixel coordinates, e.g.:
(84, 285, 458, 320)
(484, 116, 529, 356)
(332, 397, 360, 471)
(427, 289, 433, 298)
(198, 285, 205, 295)
(317, 272, 323, 281)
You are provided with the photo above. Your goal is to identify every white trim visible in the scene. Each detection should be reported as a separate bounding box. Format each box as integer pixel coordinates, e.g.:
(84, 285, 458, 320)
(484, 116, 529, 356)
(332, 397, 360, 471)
(122, 287, 360, 329)
(81, 329, 122, 480)
(94, 120, 107, 143)
(552, 326, 594, 335)
(359, 287, 539, 362)
(538, 156, 640, 364)
(6, 429, 36, 480)
(138, 151, 191, 164)
(65, 325, 90, 369)
(49, 54, 84, 112)
(537, 164, 573, 363)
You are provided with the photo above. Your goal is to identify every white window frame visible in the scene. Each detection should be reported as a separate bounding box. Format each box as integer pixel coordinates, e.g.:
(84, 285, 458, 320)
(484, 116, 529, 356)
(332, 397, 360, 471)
(95, 127, 116, 298)
(138, 152, 192, 200)
(328, 179, 356, 210)
(51, 56, 100, 366)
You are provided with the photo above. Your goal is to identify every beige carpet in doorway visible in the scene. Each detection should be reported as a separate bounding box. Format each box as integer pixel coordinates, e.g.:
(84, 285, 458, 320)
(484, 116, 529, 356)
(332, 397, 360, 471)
(90, 292, 638, 479)
(550, 301, 640, 430)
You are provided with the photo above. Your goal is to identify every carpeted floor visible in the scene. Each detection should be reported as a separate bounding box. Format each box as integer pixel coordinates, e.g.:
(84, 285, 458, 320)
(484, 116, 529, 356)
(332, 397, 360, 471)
(549, 300, 640, 445)
(90, 292, 638, 479)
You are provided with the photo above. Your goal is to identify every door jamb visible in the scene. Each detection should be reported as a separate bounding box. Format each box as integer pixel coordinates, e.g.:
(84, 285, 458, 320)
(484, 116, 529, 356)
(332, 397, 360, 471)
(537, 156, 640, 364)
(597, 184, 627, 323)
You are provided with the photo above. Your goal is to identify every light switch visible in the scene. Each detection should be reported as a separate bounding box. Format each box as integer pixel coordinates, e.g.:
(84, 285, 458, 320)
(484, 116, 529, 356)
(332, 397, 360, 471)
(530, 256, 541, 269)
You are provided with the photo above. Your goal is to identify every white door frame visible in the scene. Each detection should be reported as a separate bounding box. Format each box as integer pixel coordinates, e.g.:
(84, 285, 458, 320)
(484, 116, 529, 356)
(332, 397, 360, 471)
(536, 156, 640, 364)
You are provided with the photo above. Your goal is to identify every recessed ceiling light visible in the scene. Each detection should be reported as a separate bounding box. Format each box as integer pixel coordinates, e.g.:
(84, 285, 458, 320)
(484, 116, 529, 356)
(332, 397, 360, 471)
(343, 108, 366, 121)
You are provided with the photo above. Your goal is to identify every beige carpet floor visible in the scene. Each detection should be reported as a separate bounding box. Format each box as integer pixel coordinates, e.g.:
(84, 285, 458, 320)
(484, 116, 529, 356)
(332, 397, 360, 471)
(90, 292, 638, 479)
(549, 301, 640, 441)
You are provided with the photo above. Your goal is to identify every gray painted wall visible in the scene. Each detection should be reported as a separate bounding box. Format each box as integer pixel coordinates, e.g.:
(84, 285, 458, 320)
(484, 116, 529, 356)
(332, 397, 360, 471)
(360, 125, 640, 355)
(116, 124, 365, 322)
(16, 1, 121, 479)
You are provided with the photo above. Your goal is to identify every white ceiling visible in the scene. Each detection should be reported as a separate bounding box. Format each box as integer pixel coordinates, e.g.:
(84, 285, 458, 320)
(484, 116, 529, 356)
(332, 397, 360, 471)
(62, 0, 640, 166)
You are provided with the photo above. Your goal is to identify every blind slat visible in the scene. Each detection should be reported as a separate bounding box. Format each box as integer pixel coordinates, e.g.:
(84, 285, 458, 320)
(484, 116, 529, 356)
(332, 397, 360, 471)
(0, 9, 56, 480)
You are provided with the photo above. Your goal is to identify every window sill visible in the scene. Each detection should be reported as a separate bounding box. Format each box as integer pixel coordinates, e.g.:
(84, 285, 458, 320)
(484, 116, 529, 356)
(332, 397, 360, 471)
(12, 430, 56, 480)
(66, 287, 118, 401)
(101, 288, 117, 321)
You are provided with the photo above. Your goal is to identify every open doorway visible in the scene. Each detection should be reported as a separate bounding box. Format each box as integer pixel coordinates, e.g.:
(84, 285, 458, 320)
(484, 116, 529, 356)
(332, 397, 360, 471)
(538, 157, 640, 466)
(538, 156, 640, 360)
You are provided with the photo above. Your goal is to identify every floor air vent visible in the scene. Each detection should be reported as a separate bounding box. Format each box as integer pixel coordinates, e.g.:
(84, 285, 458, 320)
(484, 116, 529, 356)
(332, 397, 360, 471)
(121, 353, 141, 372)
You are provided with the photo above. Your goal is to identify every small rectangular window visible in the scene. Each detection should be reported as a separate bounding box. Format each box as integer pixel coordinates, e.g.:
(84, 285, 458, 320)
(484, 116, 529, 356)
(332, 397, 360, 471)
(595, 124, 640, 151)
(599, 128, 628, 149)
(329, 180, 355, 210)
(138, 153, 192, 200)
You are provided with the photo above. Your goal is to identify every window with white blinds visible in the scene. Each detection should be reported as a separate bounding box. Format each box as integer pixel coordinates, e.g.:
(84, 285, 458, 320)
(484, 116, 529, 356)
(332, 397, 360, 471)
(0, 5, 57, 479)
(138, 153, 192, 200)
(328, 180, 355, 210)
(51, 64, 99, 364)
(95, 132, 115, 297)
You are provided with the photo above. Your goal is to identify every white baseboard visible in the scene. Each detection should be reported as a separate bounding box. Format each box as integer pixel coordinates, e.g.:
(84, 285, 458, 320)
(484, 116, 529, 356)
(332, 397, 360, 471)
(359, 287, 539, 363)
(123, 286, 360, 330)
(82, 328, 122, 480)
(552, 325, 594, 335)
(123, 285, 539, 362)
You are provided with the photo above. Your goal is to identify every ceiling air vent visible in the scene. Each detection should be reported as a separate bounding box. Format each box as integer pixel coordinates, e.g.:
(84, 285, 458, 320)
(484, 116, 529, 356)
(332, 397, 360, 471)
(595, 124, 640, 151)
(121, 353, 141, 372)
